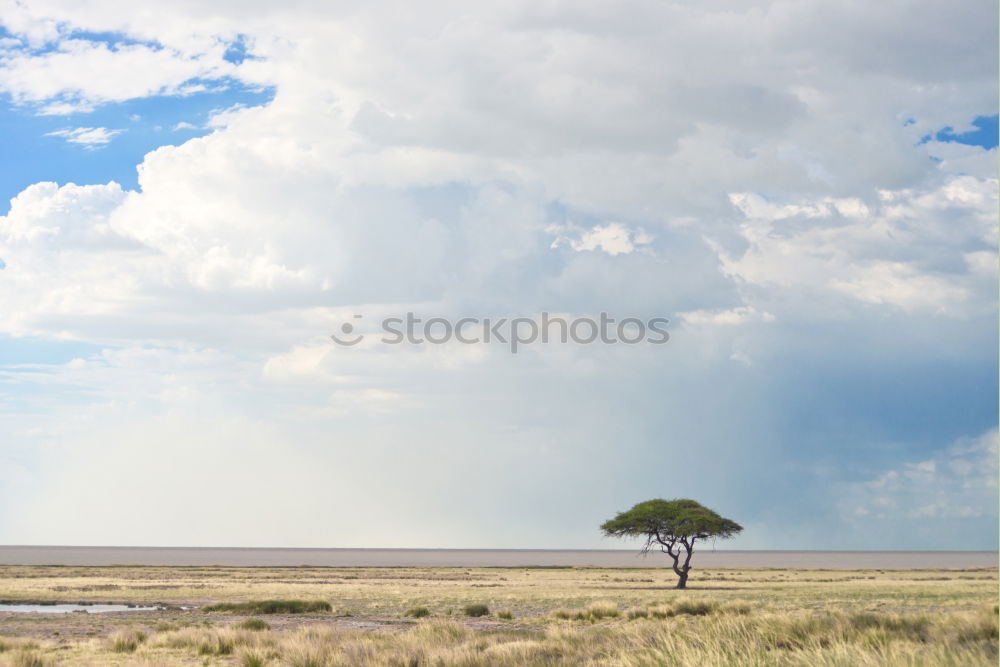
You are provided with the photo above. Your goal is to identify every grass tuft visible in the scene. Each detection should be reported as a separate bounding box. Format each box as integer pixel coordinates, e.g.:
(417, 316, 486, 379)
(584, 600, 619, 619)
(7, 651, 49, 667)
(674, 600, 716, 616)
(238, 618, 271, 631)
(239, 647, 272, 667)
(110, 629, 146, 653)
(553, 600, 620, 621)
(463, 603, 490, 617)
(405, 606, 431, 618)
(198, 634, 235, 656)
(203, 600, 332, 614)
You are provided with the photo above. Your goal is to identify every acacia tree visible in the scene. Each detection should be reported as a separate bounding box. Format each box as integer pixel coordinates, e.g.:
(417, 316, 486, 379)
(601, 498, 742, 589)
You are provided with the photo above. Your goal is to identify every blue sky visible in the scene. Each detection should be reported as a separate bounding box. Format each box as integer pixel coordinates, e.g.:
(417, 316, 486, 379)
(927, 115, 999, 149)
(0, 84, 271, 208)
(0, 1, 996, 550)
(0, 28, 272, 208)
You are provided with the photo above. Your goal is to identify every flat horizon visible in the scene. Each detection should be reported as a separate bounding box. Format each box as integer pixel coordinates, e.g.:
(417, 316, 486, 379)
(2, 545, 994, 569)
(1, 545, 996, 552)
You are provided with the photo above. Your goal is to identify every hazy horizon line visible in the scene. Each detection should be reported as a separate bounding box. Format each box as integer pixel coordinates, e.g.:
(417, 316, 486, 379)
(1, 545, 996, 553)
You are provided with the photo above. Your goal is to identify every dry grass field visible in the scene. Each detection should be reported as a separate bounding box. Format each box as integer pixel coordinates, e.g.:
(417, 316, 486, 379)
(0, 565, 995, 665)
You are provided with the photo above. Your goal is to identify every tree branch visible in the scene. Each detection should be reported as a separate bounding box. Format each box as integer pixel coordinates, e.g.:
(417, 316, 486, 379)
(653, 531, 683, 575)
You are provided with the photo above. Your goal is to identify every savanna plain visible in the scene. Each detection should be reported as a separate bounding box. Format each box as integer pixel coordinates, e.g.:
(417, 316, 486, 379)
(0, 564, 995, 666)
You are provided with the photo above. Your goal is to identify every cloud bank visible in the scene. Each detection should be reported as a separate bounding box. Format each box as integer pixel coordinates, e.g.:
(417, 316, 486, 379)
(0, 0, 995, 549)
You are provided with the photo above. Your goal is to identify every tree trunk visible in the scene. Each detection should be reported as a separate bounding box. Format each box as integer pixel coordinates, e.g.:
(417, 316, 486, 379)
(675, 537, 694, 589)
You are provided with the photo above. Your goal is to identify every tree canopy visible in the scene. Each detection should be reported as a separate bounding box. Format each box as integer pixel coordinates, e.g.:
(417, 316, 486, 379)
(601, 498, 742, 588)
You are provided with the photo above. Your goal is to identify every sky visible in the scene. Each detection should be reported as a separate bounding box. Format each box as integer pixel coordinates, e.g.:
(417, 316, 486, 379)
(0, 0, 996, 551)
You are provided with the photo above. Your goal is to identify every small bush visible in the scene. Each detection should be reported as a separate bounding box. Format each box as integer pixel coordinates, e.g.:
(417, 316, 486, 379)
(8, 651, 48, 667)
(239, 647, 271, 667)
(851, 613, 881, 629)
(553, 601, 619, 621)
(585, 601, 619, 619)
(674, 600, 715, 616)
(405, 606, 431, 618)
(286, 647, 329, 667)
(110, 629, 147, 653)
(203, 600, 332, 614)
(956, 616, 1000, 643)
(850, 612, 932, 641)
(410, 621, 472, 643)
(198, 635, 234, 656)
(463, 604, 490, 617)
(723, 602, 752, 615)
(238, 618, 271, 631)
(0, 639, 38, 654)
(497, 610, 514, 620)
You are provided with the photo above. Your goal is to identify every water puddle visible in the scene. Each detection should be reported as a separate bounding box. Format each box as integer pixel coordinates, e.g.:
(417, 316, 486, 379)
(0, 603, 161, 614)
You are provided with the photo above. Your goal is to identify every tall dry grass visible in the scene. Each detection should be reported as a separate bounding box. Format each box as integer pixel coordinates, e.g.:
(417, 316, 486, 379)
(6, 604, 985, 666)
(0, 565, 994, 665)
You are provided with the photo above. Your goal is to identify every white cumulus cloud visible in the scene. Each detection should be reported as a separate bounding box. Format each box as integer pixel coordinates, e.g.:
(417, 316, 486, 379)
(840, 430, 998, 524)
(0, 0, 995, 549)
(715, 176, 997, 315)
(45, 126, 123, 147)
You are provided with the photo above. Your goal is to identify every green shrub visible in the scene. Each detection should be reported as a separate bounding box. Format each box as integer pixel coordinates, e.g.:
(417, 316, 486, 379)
(405, 607, 431, 618)
(674, 601, 715, 616)
(202, 600, 332, 614)
(497, 610, 514, 620)
(463, 604, 490, 617)
(238, 618, 271, 631)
